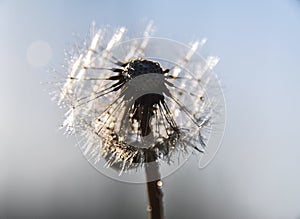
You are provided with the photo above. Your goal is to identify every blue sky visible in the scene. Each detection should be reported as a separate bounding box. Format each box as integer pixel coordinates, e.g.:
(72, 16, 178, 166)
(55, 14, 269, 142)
(1, 0, 300, 218)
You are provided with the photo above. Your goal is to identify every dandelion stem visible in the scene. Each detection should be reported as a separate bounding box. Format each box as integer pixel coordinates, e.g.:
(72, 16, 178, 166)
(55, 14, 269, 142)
(145, 163, 164, 219)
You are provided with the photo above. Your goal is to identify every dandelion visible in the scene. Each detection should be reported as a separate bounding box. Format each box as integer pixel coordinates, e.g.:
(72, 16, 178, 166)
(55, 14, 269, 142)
(52, 22, 225, 219)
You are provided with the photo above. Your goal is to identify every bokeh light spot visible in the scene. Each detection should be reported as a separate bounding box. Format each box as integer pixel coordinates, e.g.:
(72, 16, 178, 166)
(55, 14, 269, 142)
(26, 40, 52, 67)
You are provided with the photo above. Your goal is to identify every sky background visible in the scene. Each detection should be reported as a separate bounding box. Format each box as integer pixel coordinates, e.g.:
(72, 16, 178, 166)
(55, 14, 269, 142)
(1, 0, 300, 218)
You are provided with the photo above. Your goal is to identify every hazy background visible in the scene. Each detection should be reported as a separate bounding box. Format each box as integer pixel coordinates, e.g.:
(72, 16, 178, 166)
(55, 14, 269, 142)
(1, 0, 300, 218)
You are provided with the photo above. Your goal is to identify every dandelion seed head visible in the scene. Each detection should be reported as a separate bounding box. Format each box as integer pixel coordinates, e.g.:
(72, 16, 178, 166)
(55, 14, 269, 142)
(53, 23, 226, 183)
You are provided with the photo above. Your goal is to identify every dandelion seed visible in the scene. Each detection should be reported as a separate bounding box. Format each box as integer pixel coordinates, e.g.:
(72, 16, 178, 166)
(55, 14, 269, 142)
(53, 23, 225, 183)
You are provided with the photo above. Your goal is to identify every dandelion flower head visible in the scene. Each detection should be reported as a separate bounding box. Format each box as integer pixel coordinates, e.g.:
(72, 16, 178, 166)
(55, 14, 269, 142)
(54, 22, 225, 183)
